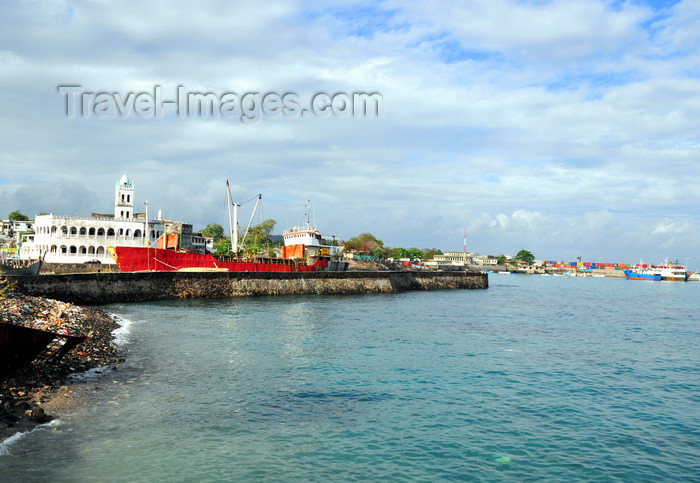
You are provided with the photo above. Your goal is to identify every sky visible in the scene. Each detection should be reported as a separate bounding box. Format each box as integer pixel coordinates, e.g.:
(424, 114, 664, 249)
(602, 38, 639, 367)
(1, 0, 699, 265)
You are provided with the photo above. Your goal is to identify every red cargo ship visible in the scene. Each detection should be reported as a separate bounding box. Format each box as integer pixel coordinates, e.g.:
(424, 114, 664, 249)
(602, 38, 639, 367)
(109, 188, 347, 273)
(107, 246, 335, 272)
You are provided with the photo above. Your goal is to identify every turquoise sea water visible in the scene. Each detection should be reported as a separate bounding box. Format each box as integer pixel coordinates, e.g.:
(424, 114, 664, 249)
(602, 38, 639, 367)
(2, 275, 699, 481)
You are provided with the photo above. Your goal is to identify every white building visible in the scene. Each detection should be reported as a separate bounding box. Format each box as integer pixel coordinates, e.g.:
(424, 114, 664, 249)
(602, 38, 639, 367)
(471, 254, 498, 266)
(21, 174, 158, 264)
(191, 233, 214, 254)
(1, 219, 34, 237)
(424, 251, 473, 269)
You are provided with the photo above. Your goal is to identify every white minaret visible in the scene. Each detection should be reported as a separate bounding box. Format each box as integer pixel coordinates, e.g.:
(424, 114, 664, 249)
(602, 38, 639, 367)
(115, 173, 134, 219)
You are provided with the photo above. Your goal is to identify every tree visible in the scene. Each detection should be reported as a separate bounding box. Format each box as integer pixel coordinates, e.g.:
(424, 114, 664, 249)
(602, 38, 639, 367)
(496, 255, 507, 265)
(213, 238, 231, 255)
(201, 223, 225, 242)
(8, 210, 29, 221)
(245, 219, 276, 246)
(345, 233, 385, 255)
(514, 249, 535, 264)
(423, 248, 443, 260)
(406, 248, 424, 260)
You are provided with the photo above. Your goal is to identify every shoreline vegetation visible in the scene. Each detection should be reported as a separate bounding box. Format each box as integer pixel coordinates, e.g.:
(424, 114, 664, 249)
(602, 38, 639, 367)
(0, 289, 123, 444)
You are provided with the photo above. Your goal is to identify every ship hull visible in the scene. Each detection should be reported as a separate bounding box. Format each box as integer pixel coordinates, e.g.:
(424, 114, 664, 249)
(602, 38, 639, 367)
(109, 247, 347, 273)
(624, 269, 662, 281)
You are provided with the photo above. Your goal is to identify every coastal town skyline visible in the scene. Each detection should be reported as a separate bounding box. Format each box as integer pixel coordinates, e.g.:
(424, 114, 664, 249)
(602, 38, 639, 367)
(1, 1, 698, 265)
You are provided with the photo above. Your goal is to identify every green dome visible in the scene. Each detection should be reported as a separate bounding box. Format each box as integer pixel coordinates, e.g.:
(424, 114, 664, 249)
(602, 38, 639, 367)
(116, 173, 134, 189)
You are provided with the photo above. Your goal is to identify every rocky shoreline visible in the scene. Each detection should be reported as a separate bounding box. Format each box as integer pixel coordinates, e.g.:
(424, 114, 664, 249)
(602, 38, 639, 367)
(0, 291, 123, 442)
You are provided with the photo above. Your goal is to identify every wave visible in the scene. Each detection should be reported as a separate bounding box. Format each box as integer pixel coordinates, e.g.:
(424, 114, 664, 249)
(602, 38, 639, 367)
(0, 420, 61, 456)
(109, 313, 133, 346)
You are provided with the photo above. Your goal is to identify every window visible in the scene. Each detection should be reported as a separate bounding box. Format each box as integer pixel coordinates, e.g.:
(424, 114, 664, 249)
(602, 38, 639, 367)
(70, 245, 77, 254)
(60, 245, 67, 254)
(89, 227, 96, 236)
(134, 229, 142, 238)
(79, 246, 87, 254)
(70, 226, 77, 235)
(96, 246, 105, 256)
(79, 227, 87, 235)
(107, 228, 115, 236)
(97, 228, 105, 236)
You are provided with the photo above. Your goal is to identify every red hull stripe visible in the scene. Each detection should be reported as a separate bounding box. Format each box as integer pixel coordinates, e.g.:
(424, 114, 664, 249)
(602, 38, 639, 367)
(110, 247, 328, 273)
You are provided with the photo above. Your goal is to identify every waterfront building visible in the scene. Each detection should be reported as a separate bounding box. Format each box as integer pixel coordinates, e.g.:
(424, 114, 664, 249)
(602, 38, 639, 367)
(471, 254, 498, 266)
(424, 251, 473, 269)
(1, 219, 34, 237)
(19, 174, 195, 264)
(191, 233, 214, 254)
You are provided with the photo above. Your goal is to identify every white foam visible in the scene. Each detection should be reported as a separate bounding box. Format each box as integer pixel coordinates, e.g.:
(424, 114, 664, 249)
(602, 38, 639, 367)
(0, 420, 61, 456)
(110, 313, 133, 346)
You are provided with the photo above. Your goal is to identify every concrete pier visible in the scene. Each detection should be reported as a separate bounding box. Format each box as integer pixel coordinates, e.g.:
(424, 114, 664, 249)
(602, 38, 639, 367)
(9, 270, 488, 305)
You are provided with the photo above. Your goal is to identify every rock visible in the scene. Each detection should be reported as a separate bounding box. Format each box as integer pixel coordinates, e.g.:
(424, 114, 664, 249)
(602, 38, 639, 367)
(29, 406, 52, 424)
(14, 401, 31, 411)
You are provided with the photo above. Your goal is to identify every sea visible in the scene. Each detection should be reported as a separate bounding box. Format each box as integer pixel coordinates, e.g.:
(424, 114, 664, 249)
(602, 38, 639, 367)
(1, 274, 699, 481)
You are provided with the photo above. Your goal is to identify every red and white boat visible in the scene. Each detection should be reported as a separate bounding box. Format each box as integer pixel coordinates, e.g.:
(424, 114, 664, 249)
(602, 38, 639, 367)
(280, 202, 347, 272)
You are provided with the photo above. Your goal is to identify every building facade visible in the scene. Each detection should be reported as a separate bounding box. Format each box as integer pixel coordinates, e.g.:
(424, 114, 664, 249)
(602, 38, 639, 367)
(20, 175, 149, 264)
(20, 174, 199, 264)
(424, 251, 473, 269)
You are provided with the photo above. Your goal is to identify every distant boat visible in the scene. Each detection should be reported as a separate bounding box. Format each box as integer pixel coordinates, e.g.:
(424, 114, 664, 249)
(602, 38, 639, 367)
(624, 268, 662, 281)
(689, 272, 699, 282)
(624, 262, 689, 282)
(657, 265, 690, 281)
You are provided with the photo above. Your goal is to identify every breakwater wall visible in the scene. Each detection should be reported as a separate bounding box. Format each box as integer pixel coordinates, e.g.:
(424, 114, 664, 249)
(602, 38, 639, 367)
(10, 270, 488, 305)
(40, 262, 121, 274)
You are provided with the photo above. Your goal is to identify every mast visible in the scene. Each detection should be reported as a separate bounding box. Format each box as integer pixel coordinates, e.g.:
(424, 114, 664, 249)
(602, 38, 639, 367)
(226, 180, 236, 255)
(233, 201, 239, 254)
(144, 200, 149, 248)
(242, 194, 262, 247)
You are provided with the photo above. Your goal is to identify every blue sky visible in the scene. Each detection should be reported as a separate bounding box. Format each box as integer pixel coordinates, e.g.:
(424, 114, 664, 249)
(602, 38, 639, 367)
(0, 0, 698, 265)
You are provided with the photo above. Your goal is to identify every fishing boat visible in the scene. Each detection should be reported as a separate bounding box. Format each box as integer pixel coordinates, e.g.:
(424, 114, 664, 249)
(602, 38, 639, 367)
(0, 257, 43, 276)
(108, 183, 348, 273)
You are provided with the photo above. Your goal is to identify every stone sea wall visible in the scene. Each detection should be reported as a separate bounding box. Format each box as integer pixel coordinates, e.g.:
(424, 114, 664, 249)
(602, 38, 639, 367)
(40, 262, 121, 274)
(10, 270, 488, 305)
